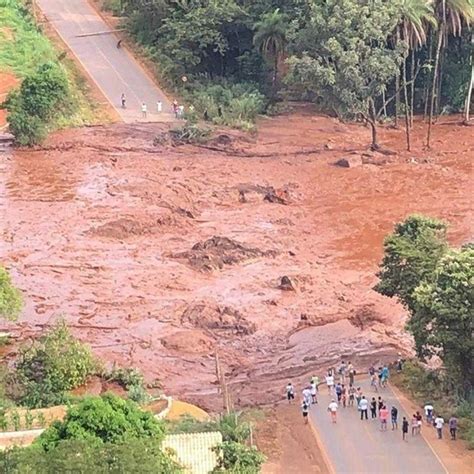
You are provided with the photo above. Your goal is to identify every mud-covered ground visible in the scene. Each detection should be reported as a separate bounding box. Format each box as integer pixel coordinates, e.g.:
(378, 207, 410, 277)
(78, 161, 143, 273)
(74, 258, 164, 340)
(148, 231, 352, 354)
(1, 111, 472, 410)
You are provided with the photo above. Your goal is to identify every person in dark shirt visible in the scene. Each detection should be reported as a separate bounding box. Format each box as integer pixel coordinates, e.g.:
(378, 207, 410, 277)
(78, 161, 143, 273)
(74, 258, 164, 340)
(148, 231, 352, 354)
(391, 406, 398, 430)
(370, 397, 377, 419)
(402, 417, 409, 441)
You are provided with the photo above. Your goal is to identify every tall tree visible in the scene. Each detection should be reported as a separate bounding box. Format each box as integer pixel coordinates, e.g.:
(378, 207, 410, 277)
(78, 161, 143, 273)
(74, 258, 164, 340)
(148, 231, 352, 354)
(397, 0, 437, 149)
(413, 246, 474, 394)
(464, 32, 474, 122)
(286, 0, 405, 150)
(427, 0, 473, 148)
(253, 8, 288, 91)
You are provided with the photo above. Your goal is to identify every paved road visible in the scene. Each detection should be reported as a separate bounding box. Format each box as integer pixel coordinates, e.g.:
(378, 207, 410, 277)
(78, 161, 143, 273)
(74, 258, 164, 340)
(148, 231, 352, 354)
(36, 0, 172, 122)
(309, 379, 447, 474)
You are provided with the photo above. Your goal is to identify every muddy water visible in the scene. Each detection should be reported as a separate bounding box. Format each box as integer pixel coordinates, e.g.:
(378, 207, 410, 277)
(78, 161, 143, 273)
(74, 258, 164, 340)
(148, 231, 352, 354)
(1, 116, 472, 409)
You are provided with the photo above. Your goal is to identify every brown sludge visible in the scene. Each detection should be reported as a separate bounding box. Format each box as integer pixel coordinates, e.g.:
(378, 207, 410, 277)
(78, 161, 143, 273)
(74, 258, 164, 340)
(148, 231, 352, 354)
(1, 112, 472, 411)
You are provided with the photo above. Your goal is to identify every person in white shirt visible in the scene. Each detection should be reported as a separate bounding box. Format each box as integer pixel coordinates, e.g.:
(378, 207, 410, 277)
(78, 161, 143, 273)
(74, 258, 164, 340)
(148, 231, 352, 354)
(157, 100, 162, 113)
(302, 387, 312, 406)
(326, 374, 334, 394)
(141, 102, 147, 118)
(358, 396, 369, 420)
(434, 416, 444, 439)
(286, 382, 295, 403)
(328, 400, 338, 423)
(310, 381, 318, 404)
(424, 403, 434, 424)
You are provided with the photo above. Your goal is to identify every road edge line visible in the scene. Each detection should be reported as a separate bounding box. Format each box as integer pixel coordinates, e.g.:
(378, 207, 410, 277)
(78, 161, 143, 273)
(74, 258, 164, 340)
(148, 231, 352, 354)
(390, 383, 449, 474)
(36, 6, 123, 123)
(309, 413, 336, 474)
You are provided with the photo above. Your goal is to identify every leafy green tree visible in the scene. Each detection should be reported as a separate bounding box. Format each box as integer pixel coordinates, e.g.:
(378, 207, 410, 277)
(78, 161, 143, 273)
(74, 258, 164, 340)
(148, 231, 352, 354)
(2, 62, 69, 146)
(0, 439, 182, 473)
(36, 393, 165, 451)
(213, 441, 265, 473)
(13, 320, 97, 407)
(375, 215, 448, 356)
(413, 246, 474, 393)
(286, 0, 405, 149)
(253, 8, 288, 90)
(0, 266, 22, 321)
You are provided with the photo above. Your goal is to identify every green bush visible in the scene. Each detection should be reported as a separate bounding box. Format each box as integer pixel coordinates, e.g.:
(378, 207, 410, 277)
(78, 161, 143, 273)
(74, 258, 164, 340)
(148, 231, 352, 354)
(0, 266, 22, 321)
(213, 441, 265, 473)
(2, 62, 70, 145)
(36, 393, 165, 451)
(12, 319, 97, 408)
(0, 439, 182, 473)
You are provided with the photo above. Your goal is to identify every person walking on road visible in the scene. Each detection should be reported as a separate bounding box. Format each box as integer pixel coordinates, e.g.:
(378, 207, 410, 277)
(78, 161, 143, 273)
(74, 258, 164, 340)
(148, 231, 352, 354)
(311, 375, 320, 390)
(435, 415, 445, 439)
(355, 387, 363, 409)
(339, 360, 347, 384)
(341, 384, 347, 408)
(121, 93, 126, 108)
(370, 373, 378, 392)
(141, 102, 147, 118)
(348, 384, 356, 407)
(402, 417, 409, 441)
(335, 382, 342, 402)
(424, 403, 434, 425)
(449, 415, 458, 440)
(379, 405, 389, 431)
(301, 399, 310, 424)
(391, 406, 398, 430)
(325, 372, 334, 394)
(411, 414, 418, 436)
(328, 399, 338, 424)
(302, 387, 312, 407)
(348, 362, 355, 386)
(370, 397, 377, 419)
(157, 100, 162, 113)
(310, 380, 318, 404)
(286, 382, 295, 403)
(416, 411, 423, 435)
(377, 396, 384, 414)
(359, 396, 369, 420)
(381, 365, 390, 387)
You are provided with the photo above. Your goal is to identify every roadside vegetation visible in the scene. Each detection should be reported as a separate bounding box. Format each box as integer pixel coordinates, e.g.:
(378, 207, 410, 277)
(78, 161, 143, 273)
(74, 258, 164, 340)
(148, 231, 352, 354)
(0, 316, 265, 471)
(0, 0, 104, 145)
(376, 215, 473, 447)
(101, 0, 472, 147)
(0, 266, 22, 321)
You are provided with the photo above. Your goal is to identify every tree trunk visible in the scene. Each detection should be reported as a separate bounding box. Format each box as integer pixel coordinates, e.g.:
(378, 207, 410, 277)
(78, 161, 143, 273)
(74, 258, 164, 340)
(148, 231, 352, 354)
(464, 64, 474, 123)
(435, 41, 446, 116)
(403, 54, 411, 151)
(382, 89, 388, 119)
(464, 35, 474, 123)
(410, 47, 416, 127)
(427, 24, 444, 149)
(424, 31, 434, 122)
(395, 29, 401, 127)
(368, 98, 379, 150)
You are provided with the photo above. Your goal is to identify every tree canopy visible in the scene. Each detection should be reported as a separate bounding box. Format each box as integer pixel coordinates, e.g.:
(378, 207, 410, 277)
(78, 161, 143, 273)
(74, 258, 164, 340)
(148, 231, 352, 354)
(36, 393, 165, 451)
(376, 215, 473, 393)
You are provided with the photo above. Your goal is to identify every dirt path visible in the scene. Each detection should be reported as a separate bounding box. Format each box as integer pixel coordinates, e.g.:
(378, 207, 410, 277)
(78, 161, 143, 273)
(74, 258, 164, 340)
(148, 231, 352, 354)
(256, 404, 330, 474)
(1, 113, 472, 411)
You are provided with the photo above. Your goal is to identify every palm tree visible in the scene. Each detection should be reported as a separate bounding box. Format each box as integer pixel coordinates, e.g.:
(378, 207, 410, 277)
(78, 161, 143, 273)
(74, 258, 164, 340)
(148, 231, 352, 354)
(397, 0, 437, 150)
(427, 0, 473, 148)
(253, 8, 288, 92)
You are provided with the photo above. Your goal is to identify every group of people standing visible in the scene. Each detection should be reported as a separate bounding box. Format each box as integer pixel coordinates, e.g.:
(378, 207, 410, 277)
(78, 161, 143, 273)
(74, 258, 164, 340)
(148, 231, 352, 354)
(286, 359, 458, 444)
(119, 94, 188, 119)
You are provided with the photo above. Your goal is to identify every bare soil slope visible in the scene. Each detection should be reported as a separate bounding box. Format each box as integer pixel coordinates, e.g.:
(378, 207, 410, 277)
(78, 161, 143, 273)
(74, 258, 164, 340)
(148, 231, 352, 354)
(1, 112, 472, 409)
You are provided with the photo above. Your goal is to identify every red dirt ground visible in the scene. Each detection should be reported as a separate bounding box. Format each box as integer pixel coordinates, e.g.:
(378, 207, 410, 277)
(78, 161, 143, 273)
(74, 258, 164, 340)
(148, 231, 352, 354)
(1, 111, 472, 412)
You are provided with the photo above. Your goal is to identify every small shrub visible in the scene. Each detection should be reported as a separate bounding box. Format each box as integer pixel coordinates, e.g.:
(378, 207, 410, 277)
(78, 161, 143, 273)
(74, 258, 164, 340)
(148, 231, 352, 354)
(24, 410, 34, 430)
(0, 410, 8, 431)
(107, 367, 144, 389)
(0, 266, 23, 321)
(13, 319, 97, 408)
(127, 384, 151, 405)
(213, 441, 265, 473)
(9, 410, 21, 431)
(36, 412, 46, 428)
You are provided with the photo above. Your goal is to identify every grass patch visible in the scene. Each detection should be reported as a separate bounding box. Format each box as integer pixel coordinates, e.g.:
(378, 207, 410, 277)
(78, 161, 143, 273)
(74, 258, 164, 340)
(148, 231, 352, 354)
(391, 361, 474, 449)
(0, 0, 104, 130)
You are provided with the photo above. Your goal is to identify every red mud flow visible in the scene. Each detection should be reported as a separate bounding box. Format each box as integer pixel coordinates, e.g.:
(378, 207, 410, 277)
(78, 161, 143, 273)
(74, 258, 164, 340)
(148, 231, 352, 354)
(1, 112, 472, 410)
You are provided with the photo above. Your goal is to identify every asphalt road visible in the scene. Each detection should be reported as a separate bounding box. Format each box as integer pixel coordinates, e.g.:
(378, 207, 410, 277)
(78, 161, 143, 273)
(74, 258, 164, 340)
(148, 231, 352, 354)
(36, 0, 172, 122)
(309, 378, 447, 474)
